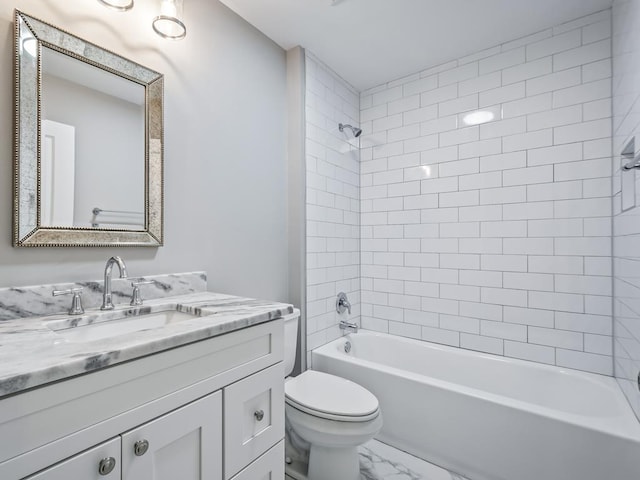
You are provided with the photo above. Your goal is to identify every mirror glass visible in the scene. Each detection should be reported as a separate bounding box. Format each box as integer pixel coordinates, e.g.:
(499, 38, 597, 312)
(14, 11, 164, 247)
(41, 47, 145, 230)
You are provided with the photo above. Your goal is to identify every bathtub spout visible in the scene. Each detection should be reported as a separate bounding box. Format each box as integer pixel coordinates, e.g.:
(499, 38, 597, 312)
(339, 320, 358, 334)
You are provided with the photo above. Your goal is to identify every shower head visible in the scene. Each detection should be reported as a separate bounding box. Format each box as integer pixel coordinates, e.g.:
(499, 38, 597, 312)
(339, 123, 362, 138)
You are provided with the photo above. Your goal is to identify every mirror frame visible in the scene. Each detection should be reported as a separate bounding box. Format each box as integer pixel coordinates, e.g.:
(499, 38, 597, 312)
(13, 10, 164, 247)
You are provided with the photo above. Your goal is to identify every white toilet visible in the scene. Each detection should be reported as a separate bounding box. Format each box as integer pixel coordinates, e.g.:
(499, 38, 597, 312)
(283, 310, 383, 480)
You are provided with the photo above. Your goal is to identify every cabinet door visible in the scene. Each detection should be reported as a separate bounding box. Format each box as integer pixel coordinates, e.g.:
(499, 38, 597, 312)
(24, 437, 120, 480)
(121, 391, 222, 480)
(224, 363, 284, 479)
(230, 441, 284, 480)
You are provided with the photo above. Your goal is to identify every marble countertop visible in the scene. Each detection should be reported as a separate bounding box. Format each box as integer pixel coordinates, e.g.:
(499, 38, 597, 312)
(0, 292, 293, 398)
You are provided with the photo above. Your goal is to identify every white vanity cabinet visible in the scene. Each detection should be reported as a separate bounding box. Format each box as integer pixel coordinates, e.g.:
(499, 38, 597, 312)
(0, 319, 285, 480)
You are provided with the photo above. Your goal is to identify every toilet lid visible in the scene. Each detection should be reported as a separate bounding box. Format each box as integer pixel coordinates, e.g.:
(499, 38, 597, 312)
(285, 370, 379, 420)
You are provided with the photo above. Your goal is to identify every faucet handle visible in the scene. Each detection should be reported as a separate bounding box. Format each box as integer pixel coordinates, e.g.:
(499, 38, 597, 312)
(130, 280, 154, 306)
(336, 292, 352, 315)
(52, 287, 85, 315)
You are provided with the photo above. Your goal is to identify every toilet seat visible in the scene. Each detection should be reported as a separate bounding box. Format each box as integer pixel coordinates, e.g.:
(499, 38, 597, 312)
(285, 370, 380, 422)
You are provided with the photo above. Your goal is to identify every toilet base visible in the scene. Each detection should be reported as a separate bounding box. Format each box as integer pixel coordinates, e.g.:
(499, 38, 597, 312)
(285, 449, 365, 480)
(308, 444, 360, 480)
(285, 434, 364, 480)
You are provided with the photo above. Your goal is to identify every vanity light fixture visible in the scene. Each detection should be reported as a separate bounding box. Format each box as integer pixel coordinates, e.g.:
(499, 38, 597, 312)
(97, 0, 134, 12)
(153, 0, 187, 40)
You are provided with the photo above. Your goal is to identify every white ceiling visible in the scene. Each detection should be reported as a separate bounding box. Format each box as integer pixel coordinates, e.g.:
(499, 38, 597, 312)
(219, 0, 613, 92)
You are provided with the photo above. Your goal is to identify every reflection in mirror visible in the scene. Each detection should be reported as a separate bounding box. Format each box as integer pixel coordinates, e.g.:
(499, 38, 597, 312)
(14, 11, 164, 247)
(41, 47, 145, 230)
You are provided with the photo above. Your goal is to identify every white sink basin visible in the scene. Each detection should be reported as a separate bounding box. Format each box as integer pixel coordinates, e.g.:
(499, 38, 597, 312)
(47, 308, 199, 343)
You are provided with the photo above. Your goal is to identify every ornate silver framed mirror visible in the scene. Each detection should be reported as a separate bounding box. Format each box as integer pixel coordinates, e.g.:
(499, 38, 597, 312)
(14, 10, 164, 247)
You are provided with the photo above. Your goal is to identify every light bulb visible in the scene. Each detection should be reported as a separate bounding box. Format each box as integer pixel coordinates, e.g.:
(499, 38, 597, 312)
(160, 0, 177, 17)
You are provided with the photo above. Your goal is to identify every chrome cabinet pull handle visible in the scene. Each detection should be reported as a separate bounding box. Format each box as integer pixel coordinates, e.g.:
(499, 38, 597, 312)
(254, 409, 265, 421)
(98, 457, 116, 476)
(134, 439, 150, 456)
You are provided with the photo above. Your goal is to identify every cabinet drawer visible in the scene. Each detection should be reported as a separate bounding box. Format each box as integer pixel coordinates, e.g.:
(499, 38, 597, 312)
(224, 363, 284, 479)
(230, 440, 284, 480)
(25, 437, 120, 480)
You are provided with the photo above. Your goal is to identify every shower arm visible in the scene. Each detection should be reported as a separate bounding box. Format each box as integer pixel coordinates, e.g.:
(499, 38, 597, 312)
(339, 123, 362, 138)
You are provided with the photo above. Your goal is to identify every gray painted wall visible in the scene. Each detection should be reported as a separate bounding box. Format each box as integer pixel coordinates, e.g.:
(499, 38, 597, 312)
(0, 0, 290, 303)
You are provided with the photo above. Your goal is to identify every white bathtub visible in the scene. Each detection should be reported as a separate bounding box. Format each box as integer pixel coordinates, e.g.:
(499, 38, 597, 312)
(312, 331, 640, 480)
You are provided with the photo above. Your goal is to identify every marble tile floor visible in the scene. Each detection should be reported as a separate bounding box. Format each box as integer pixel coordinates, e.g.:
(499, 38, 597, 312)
(285, 439, 469, 480)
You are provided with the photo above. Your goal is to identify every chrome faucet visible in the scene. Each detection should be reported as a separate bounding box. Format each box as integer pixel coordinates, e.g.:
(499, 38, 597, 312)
(101, 256, 128, 310)
(336, 292, 357, 333)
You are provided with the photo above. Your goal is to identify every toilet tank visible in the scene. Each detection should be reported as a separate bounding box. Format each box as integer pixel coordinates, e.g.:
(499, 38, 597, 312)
(283, 308, 300, 376)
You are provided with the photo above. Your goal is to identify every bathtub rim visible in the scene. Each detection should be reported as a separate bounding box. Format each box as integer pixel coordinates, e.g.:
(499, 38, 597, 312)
(311, 330, 640, 442)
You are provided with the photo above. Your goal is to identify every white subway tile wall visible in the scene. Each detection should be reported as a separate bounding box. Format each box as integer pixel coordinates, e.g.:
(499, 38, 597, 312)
(613, 0, 640, 419)
(359, 10, 613, 375)
(305, 53, 361, 360)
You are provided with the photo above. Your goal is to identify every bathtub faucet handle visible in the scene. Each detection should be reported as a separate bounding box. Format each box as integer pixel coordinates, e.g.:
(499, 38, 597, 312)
(336, 292, 352, 315)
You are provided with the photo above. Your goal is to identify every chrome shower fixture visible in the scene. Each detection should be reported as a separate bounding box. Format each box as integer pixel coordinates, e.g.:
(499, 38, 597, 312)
(339, 123, 362, 138)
